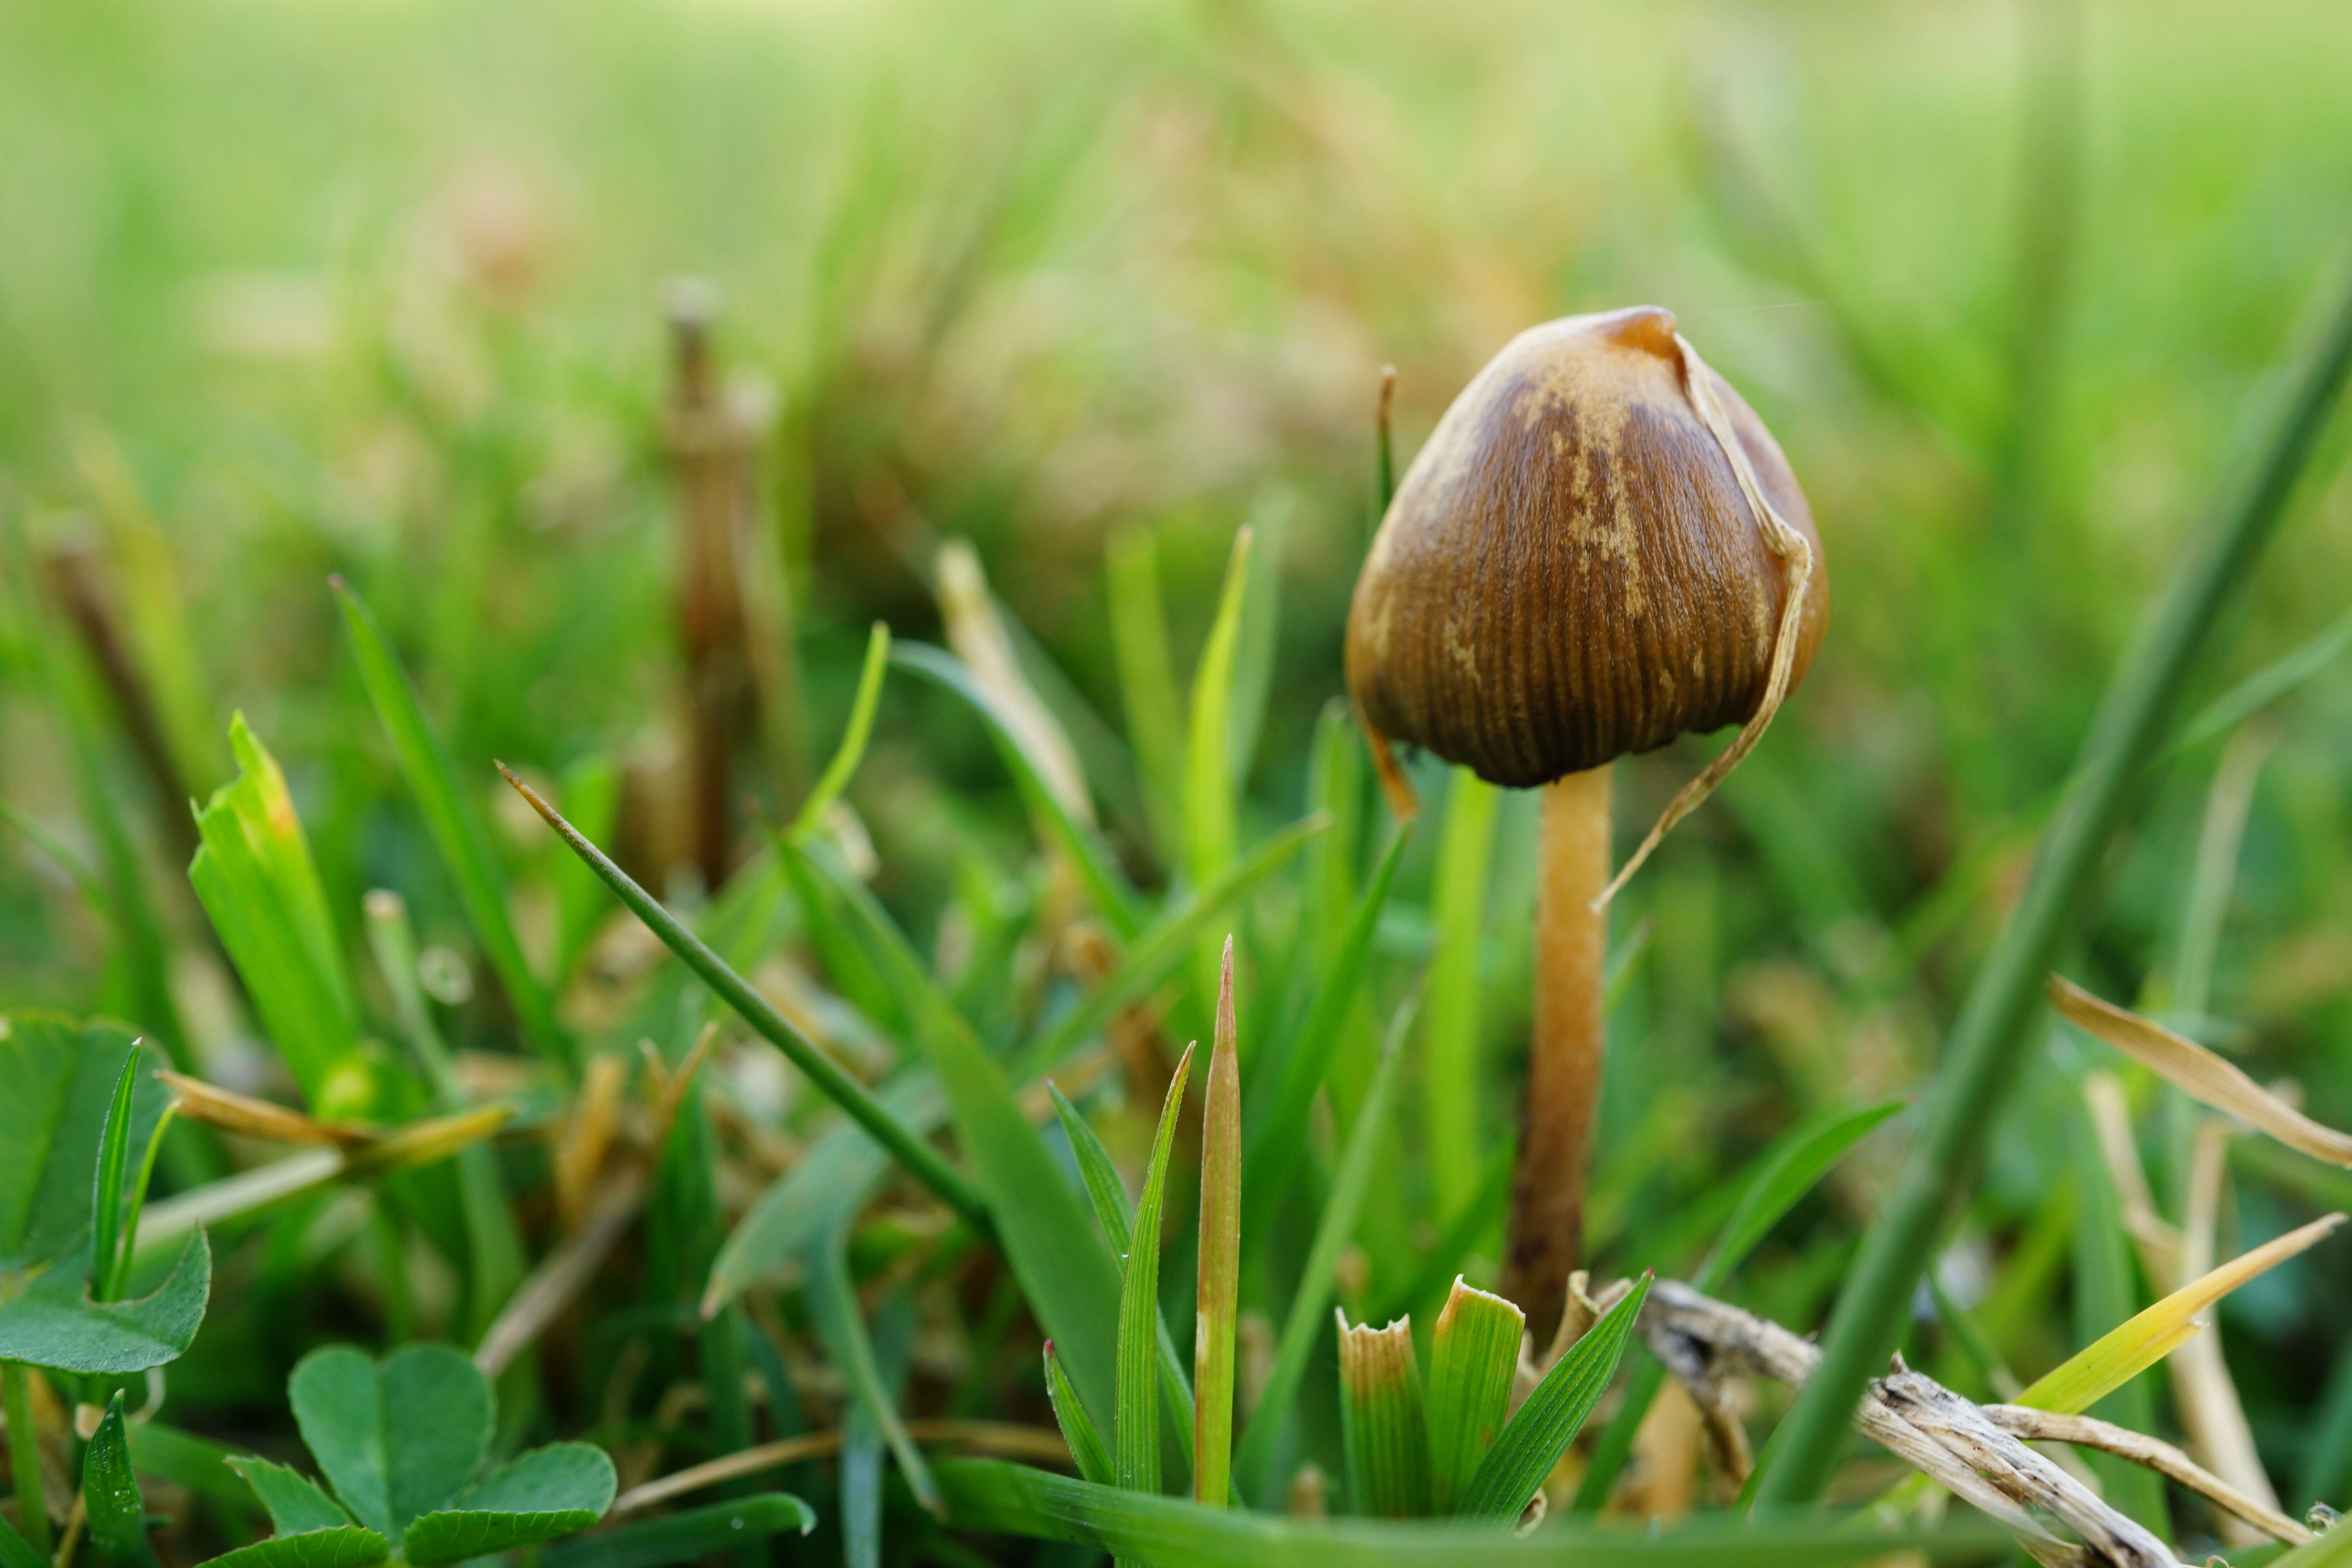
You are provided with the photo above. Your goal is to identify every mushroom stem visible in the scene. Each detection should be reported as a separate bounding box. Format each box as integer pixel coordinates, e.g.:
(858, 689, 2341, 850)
(1502, 762, 1612, 1344)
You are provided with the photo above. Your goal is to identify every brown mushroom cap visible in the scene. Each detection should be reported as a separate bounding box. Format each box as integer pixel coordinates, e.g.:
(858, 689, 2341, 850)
(1346, 305, 1829, 789)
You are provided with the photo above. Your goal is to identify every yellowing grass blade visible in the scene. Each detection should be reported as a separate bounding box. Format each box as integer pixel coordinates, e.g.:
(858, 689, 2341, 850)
(2051, 975, 2352, 1165)
(2017, 1211, 2345, 1414)
(1194, 941, 1241, 1507)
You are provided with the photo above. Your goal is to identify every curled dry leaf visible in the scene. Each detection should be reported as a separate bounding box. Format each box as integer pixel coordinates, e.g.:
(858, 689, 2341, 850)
(2049, 976, 2352, 1165)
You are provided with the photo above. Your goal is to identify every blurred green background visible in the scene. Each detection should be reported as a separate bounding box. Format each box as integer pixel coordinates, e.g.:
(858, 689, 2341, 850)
(5, 0, 2352, 1522)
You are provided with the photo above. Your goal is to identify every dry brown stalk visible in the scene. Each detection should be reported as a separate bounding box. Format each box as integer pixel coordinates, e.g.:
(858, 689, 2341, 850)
(1626, 1278, 2284, 1568)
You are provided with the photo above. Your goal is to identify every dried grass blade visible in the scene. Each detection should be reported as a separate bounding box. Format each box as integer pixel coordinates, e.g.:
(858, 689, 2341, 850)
(2051, 975, 2352, 1165)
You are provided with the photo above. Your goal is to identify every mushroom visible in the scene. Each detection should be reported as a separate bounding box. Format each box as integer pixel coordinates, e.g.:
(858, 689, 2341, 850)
(1345, 305, 1828, 1339)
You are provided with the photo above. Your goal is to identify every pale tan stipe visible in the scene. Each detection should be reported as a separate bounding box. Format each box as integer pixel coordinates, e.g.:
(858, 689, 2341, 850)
(1501, 765, 1613, 1343)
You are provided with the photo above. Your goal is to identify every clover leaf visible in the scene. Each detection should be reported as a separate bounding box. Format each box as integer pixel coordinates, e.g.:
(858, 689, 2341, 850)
(228, 1343, 616, 1568)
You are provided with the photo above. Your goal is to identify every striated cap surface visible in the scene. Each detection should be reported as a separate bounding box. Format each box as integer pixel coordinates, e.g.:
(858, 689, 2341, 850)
(1346, 306, 1829, 788)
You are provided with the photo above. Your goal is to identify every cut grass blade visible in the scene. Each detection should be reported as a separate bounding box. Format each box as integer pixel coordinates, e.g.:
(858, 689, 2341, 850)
(1573, 1098, 1904, 1514)
(1243, 826, 1410, 1237)
(190, 716, 366, 1115)
(790, 843, 1137, 1454)
(1423, 1279, 1523, 1513)
(1755, 244, 2352, 1509)
(1020, 812, 1327, 1077)
(2018, 1210, 2345, 1414)
(496, 763, 987, 1228)
(1233, 994, 1414, 1504)
(790, 620, 890, 843)
(1336, 1315, 1431, 1518)
(1118, 1042, 1197, 1513)
(1195, 943, 1241, 1507)
(1046, 1342, 1115, 1487)
(333, 579, 568, 1072)
(895, 641, 1147, 940)
(1456, 1275, 1650, 1524)
(1424, 768, 1498, 1214)
(2052, 976, 2352, 1165)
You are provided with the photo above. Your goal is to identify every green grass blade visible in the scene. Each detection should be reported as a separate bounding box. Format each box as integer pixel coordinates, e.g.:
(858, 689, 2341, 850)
(104, 1105, 175, 1303)
(1185, 526, 1253, 1002)
(1424, 768, 1498, 1213)
(1194, 945, 1241, 1506)
(1106, 529, 1187, 866)
(1224, 495, 1285, 789)
(2, 1363, 47, 1556)
(1695, 1101, 1906, 1288)
(1243, 827, 1409, 1237)
(1020, 812, 1327, 1078)
(361, 891, 523, 1340)
(89, 1051, 140, 1302)
(537, 1495, 815, 1568)
(2266, 1525, 2352, 1567)
(806, 1236, 938, 1517)
(1456, 1275, 1650, 1523)
(191, 716, 365, 1115)
(1046, 1341, 1115, 1487)
(1044, 1080, 1200, 1467)
(1423, 1279, 1523, 1513)
(1573, 1099, 1903, 1513)
(82, 1392, 158, 1568)
(791, 620, 890, 842)
(789, 842, 1139, 1450)
(550, 755, 621, 987)
(333, 579, 568, 1072)
(0, 1511, 38, 1568)
(704, 1073, 945, 1316)
(931, 1457, 2002, 1565)
(1753, 248, 2352, 1510)
(895, 642, 1147, 939)
(1336, 1315, 1432, 1518)
(1117, 1042, 1196, 1509)
(496, 764, 988, 1228)
(1050, 1081, 1134, 1257)
(2166, 598, 2352, 759)
(1233, 995, 1414, 1503)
